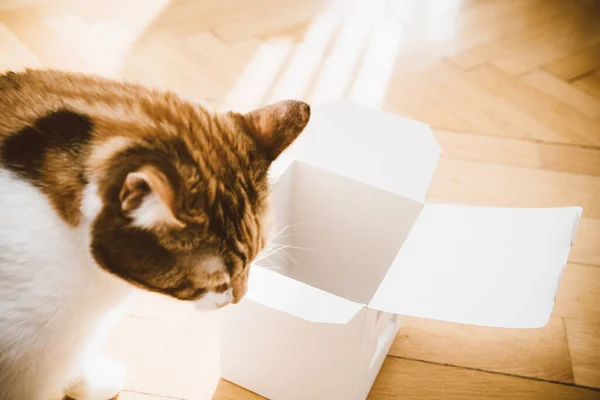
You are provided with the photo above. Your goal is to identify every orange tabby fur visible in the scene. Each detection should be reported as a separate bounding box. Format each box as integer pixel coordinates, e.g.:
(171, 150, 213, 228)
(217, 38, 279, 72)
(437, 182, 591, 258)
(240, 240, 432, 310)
(0, 69, 310, 399)
(0, 69, 310, 302)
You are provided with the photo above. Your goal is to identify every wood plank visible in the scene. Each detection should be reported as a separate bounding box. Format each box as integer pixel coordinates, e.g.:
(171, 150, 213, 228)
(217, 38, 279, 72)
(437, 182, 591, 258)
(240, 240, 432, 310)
(0, 20, 39, 71)
(387, 59, 563, 140)
(212, 0, 320, 43)
(555, 264, 600, 322)
(426, 60, 553, 140)
(213, 380, 266, 400)
(570, 217, 600, 266)
(184, 33, 261, 87)
(451, 0, 539, 26)
(565, 319, 600, 389)
(265, 12, 340, 103)
(574, 72, 600, 100)
(0, 7, 86, 71)
(259, 20, 311, 42)
(491, 5, 600, 75)
(118, 392, 172, 400)
(121, 30, 231, 101)
(427, 158, 600, 218)
(369, 357, 600, 399)
(122, 383, 270, 400)
(389, 316, 572, 383)
(151, 0, 259, 35)
(386, 93, 478, 133)
(434, 130, 600, 176)
(384, 65, 479, 132)
(0, 0, 51, 11)
(450, 1, 572, 69)
(543, 43, 600, 81)
(436, 0, 559, 56)
(520, 69, 600, 119)
(467, 65, 600, 146)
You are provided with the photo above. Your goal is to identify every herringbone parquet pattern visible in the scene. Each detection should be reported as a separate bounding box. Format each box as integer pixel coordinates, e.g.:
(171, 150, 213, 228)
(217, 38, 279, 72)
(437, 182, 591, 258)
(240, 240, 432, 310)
(1, 0, 599, 398)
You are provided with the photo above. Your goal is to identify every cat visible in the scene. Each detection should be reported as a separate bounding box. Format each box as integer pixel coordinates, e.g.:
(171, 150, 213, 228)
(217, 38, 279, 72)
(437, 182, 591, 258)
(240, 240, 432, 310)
(0, 69, 310, 400)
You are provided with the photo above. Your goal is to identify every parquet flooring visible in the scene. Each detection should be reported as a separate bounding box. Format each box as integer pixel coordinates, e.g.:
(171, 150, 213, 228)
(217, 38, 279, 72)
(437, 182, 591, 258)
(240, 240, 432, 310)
(1, 0, 599, 398)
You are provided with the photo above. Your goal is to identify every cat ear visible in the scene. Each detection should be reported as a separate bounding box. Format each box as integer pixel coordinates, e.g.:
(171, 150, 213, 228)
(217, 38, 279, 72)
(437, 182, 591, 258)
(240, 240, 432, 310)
(119, 165, 184, 229)
(244, 100, 311, 160)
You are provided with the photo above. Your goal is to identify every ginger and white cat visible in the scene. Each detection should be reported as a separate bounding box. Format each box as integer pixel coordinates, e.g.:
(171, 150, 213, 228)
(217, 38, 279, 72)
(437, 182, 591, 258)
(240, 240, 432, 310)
(0, 69, 310, 400)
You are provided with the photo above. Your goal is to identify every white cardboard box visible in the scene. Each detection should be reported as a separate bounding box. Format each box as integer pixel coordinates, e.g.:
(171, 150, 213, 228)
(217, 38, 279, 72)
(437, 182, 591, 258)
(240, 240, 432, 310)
(219, 101, 582, 400)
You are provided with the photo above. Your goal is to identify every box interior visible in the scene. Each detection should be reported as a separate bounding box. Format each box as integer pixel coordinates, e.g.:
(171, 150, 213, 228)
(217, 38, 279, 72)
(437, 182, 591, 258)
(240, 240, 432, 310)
(257, 161, 423, 304)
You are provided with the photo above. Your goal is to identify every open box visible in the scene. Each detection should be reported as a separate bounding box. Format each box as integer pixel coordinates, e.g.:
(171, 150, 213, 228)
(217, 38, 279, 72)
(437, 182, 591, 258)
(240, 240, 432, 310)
(218, 102, 582, 400)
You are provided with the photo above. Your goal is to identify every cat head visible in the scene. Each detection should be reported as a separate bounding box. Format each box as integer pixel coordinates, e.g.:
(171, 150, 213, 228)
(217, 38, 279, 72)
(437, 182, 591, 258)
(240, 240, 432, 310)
(86, 99, 310, 310)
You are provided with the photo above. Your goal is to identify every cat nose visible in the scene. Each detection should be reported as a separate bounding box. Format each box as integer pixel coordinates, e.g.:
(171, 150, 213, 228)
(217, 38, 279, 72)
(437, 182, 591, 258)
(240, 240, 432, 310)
(216, 299, 232, 309)
(194, 287, 233, 311)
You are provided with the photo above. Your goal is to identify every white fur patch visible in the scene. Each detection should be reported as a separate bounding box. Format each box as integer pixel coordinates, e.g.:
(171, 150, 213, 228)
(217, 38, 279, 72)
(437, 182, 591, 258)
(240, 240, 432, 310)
(65, 357, 126, 400)
(81, 183, 103, 222)
(0, 170, 133, 399)
(194, 289, 234, 311)
(129, 192, 175, 229)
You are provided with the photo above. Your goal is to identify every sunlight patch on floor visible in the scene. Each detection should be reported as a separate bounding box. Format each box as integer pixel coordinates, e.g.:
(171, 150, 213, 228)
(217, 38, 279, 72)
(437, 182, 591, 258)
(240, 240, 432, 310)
(348, 20, 403, 108)
(220, 39, 294, 112)
(266, 13, 339, 103)
(43, 0, 171, 76)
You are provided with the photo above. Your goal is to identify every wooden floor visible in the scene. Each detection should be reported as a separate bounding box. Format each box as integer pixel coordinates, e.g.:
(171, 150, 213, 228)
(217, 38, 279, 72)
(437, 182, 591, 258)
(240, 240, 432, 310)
(2, 0, 600, 398)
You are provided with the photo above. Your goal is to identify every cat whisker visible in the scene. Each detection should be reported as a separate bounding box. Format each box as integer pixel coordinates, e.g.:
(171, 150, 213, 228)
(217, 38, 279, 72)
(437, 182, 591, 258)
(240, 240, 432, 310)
(257, 243, 291, 264)
(273, 248, 291, 263)
(279, 249, 299, 266)
(265, 244, 301, 267)
(254, 222, 317, 267)
(269, 225, 292, 241)
(269, 222, 312, 241)
(254, 242, 286, 263)
(284, 245, 318, 252)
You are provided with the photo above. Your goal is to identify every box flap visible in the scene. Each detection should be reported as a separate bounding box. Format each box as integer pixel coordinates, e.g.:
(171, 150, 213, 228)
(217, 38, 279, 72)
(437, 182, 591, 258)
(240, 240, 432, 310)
(280, 101, 440, 202)
(245, 265, 364, 324)
(368, 204, 582, 328)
